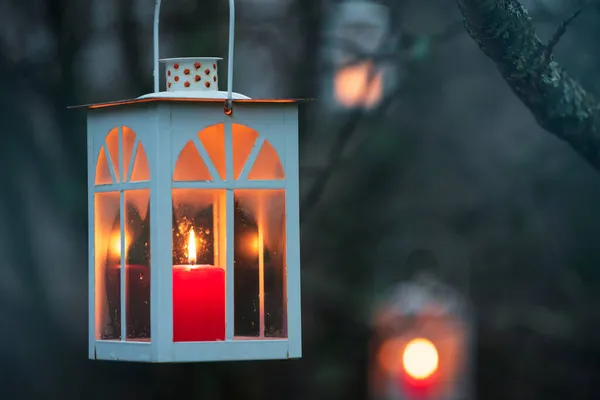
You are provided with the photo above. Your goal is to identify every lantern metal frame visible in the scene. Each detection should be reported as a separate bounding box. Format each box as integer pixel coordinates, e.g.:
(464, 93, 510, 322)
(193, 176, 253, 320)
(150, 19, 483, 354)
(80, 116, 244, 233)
(76, 0, 304, 363)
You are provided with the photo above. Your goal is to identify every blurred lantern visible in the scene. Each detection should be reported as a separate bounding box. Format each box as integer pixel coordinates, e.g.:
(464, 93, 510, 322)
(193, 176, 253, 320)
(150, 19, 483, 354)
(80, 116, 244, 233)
(370, 274, 473, 399)
(73, 0, 302, 363)
(324, 0, 396, 110)
(334, 59, 384, 109)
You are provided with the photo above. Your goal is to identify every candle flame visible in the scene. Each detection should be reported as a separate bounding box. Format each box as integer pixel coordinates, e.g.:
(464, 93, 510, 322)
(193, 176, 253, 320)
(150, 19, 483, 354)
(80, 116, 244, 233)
(187, 228, 196, 265)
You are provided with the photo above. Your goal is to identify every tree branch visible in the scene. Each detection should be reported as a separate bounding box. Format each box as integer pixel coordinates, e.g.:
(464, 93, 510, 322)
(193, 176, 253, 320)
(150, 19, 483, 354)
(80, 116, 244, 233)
(538, 8, 582, 72)
(456, 0, 600, 171)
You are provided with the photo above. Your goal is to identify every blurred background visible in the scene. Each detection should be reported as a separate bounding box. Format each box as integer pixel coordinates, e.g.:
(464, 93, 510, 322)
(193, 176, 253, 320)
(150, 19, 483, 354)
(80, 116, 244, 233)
(1, 0, 600, 398)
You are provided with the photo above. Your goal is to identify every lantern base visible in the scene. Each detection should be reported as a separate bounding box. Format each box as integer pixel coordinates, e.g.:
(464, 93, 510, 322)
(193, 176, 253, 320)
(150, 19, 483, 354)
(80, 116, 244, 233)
(91, 338, 295, 363)
(137, 90, 251, 100)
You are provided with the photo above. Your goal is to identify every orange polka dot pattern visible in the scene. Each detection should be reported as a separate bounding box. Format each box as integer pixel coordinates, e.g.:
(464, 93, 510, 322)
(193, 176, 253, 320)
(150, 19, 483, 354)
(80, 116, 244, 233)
(165, 59, 219, 91)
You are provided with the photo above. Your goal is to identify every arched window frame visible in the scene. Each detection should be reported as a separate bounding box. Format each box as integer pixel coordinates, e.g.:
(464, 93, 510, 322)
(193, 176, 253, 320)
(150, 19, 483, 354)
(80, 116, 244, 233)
(92, 125, 152, 343)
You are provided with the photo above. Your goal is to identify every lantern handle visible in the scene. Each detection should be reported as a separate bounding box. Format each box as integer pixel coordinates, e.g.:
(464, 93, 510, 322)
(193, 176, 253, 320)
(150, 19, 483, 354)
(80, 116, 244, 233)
(153, 0, 235, 106)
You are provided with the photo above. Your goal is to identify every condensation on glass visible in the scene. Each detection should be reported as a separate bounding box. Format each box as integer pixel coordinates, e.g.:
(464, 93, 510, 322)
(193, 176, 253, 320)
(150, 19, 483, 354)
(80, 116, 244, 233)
(171, 188, 226, 342)
(234, 190, 286, 338)
(232, 124, 287, 339)
(170, 122, 288, 341)
(172, 125, 227, 342)
(94, 126, 151, 342)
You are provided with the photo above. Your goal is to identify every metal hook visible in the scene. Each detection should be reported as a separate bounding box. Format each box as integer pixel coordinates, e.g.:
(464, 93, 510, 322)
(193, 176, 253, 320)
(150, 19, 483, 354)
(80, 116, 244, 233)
(224, 99, 233, 116)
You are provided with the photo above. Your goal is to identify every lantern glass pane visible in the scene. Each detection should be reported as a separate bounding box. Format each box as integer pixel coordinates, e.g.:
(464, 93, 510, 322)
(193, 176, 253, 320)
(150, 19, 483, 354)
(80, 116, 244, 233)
(198, 124, 226, 180)
(171, 188, 226, 342)
(94, 191, 121, 340)
(232, 123, 259, 179)
(122, 126, 136, 182)
(124, 189, 151, 341)
(247, 141, 285, 180)
(95, 147, 114, 185)
(129, 143, 150, 182)
(173, 141, 213, 181)
(106, 127, 120, 182)
(234, 189, 287, 338)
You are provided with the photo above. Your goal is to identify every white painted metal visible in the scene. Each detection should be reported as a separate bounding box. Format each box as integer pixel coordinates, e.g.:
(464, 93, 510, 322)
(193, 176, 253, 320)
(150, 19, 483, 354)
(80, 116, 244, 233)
(152, 0, 237, 104)
(138, 91, 250, 100)
(258, 223, 265, 338)
(171, 181, 286, 190)
(87, 115, 95, 359)
(126, 138, 139, 181)
(88, 108, 156, 359)
(237, 137, 266, 181)
(152, 104, 174, 362)
(88, 102, 301, 362)
(224, 119, 235, 341)
(95, 182, 151, 192)
(119, 126, 126, 341)
(95, 340, 153, 362)
(226, 0, 235, 103)
(161, 57, 222, 93)
(170, 340, 289, 362)
(225, 189, 235, 341)
(103, 143, 118, 183)
(283, 105, 301, 357)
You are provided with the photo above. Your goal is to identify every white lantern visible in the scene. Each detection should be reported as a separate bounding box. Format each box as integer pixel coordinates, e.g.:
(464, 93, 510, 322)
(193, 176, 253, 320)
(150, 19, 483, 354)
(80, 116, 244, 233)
(74, 0, 302, 363)
(323, 0, 396, 110)
(369, 277, 473, 400)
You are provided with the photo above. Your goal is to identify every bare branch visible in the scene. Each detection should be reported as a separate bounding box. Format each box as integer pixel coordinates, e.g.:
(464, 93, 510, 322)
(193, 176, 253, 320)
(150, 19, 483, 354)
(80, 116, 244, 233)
(538, 8, 582, 73)
(299, 111, 362, 221)
(456, 0, 600, 172)
(328, 20, 466, 70)
(300, 19, 470, 222)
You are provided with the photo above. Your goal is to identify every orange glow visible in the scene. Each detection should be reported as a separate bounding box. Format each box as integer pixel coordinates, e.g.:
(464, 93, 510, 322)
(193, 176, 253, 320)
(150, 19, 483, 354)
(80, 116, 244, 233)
(110, 231, 130, 259)
(247, 140, 285, 180)
(122, 126, 136, 182)
(334, 61, 383, 109)
(113, 235, 121, 258)
(377, 338, 405, 374)
(187, 228, 197, 265)
(174, 141, 214, 181)
(402, 338, 439, 380)
(95, 147, 112, 185)
(245, 234, 260, 255)
(129, 143, 150, 182)
(231, 123, 286, 181)
(232, 124, 259, 179)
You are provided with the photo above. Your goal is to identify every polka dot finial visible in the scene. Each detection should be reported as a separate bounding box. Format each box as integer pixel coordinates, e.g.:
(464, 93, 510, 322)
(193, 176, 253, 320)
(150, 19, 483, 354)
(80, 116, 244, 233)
(161, 57, 220, 93)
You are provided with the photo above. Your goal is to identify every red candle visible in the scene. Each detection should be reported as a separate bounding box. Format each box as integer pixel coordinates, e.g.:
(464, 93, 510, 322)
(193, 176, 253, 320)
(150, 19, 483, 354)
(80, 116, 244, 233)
(172, 228, 225, 342)
(106, 264, 150, 338)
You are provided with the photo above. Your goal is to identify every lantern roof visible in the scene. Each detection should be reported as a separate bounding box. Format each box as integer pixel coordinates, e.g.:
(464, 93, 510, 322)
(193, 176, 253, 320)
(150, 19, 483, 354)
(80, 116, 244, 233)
(68, 96, 312, 110)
